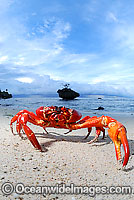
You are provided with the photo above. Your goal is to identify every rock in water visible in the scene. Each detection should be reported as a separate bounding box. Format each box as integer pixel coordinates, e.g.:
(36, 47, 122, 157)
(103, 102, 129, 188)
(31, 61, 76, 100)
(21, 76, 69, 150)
(0, 89, 12, 99)
(57, 88, 80, 100)
(97, 106, 104, 110)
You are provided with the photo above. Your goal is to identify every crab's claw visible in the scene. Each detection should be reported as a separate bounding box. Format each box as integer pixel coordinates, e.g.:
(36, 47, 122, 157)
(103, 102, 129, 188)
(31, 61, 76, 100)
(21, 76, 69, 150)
(10, 111, 42, 151)
(119, 126, 129, 167)
(108, 122, 130, 168)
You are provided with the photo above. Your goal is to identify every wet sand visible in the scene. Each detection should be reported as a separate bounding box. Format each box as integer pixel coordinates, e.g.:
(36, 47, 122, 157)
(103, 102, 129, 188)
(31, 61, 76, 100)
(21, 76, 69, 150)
(0, 106, 134, 200)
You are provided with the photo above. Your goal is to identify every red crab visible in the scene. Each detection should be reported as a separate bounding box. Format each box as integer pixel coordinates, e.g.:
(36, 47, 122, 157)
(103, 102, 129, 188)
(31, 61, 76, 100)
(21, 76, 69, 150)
(10, 106, 130, 168)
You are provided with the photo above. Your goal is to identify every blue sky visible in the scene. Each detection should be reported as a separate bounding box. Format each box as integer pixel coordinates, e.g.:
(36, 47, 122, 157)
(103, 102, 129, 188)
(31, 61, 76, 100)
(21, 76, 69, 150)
(0, 0, 134, 97)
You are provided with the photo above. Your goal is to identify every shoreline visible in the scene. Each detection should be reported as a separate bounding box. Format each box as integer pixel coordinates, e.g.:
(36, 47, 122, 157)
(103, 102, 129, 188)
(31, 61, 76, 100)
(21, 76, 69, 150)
(0, 106, 134, 200)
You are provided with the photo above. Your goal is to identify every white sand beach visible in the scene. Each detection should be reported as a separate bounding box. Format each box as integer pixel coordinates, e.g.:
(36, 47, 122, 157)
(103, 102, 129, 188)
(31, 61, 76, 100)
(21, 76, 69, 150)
(0, 106, 134, 200)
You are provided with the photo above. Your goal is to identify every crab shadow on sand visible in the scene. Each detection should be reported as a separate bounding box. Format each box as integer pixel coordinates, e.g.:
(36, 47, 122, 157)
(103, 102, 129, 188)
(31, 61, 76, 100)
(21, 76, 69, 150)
(35, 129, 111, 149)
(35, 129, 134, 171)
(15, 128, 134, 171)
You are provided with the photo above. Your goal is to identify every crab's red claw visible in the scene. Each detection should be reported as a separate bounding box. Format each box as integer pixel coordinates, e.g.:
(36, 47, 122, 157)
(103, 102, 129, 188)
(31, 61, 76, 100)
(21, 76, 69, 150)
(10, 111, 43, 151)
(120, 127, 130, 167)
(108, 121, 130, 168)
(20, 113, 42, 151)
(10, 110, 30, 135)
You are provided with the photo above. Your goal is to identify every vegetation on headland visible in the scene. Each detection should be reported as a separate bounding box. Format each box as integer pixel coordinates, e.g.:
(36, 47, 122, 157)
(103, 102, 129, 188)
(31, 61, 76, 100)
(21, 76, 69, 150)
(0, 89, 12, 99)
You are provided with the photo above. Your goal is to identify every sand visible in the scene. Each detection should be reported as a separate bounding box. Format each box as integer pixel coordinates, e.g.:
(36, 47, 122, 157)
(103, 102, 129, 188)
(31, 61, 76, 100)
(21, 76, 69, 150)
(0, 106, 134, 200)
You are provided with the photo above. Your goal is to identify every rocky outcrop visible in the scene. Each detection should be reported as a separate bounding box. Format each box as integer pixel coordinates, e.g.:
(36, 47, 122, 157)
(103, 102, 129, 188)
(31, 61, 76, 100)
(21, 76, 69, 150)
(0, 90, 12, 99)
(57, 85, 80, 100)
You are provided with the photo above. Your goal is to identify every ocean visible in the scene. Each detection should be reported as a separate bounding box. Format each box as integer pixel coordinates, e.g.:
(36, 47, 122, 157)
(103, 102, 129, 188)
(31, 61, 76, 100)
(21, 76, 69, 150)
(1, 95, 134, 117)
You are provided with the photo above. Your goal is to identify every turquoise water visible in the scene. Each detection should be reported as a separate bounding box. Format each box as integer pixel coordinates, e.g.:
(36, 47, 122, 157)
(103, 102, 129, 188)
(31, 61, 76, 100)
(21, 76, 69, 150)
(1, 95, 134, 117)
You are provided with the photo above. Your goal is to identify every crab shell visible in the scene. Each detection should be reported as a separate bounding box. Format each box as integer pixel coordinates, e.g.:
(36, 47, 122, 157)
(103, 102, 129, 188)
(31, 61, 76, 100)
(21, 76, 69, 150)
(36, 106, 82, 124)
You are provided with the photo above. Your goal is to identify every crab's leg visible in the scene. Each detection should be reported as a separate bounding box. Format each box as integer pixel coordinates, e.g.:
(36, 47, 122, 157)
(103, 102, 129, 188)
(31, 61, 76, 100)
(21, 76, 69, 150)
(16, 122, 22, 136)
(84, 128, 92, 139)
(22, 124, 42, 150)
(10, 110, 37, 135)
(19, 113, 42, 151)
(64, 116, 92, 137)
(72, 116, 103, 129)
(86, 127, 105, 143)
(10, 114, 19, 135)
(99, 127, 105, 139)
(70, 116, 104, 141)
(88, 134, 99, 144)
(78, 116, 91, 124)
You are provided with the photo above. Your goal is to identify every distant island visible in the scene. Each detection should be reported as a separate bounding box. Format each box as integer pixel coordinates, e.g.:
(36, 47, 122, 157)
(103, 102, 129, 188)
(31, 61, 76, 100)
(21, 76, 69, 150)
(0, 89, 12, 99)
(57, 84, 80, 100)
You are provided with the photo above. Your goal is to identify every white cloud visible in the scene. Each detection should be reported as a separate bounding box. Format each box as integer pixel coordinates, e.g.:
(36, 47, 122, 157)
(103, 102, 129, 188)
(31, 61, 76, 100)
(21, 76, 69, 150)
(15, 77, 34, 83)
(52, 20, 71, 39)
(0, 55, 8, 63)
(0, 13, 71, 68)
